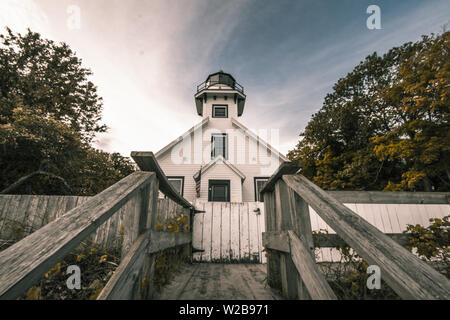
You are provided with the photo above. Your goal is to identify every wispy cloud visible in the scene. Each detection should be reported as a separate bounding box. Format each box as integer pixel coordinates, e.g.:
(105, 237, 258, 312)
(1, 0, 449, 157)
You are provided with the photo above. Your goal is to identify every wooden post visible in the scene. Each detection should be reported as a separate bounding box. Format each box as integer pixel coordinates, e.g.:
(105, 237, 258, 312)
(147, 175, 160, 231)
(287, 186, 314, 299)
(274, 180, 298, 299)
(142, 173, 159, 299)
(121, 174, 156, 258)
(263, 190, 281, 290)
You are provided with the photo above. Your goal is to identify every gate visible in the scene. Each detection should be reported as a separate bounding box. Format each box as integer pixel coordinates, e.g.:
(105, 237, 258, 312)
(192, 201, 266, 263)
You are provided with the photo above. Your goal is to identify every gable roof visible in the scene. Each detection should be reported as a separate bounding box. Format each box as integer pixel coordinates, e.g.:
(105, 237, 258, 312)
(230, 117, 289, 162)
(155, 115, 288, 163)
(155, 117, 209, 159)
(193, 155, 246, 181)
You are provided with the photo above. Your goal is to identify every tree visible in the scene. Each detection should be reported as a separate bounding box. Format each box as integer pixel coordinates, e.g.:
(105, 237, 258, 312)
(0, 28, 135, 196)
(0, 27, 106, 143)
(288, 32, 449, 191)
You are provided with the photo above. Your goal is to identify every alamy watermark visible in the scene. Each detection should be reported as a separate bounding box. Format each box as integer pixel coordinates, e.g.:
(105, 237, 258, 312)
(366, 265, 381, 289)
(67, 5, 81, 30)
(66, 265, 81, 290)
(170, 127, 282, 176)
(366, 5, 382, 30)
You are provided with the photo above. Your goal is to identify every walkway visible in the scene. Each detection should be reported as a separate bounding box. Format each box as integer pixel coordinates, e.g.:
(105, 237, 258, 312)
(157, 263, 282, 300)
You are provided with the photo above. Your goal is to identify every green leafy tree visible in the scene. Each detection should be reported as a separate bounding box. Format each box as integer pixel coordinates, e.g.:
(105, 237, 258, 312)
(0, 27, 106, 142)
(0, 28, 135, 195)
(288, 32, 450, 191)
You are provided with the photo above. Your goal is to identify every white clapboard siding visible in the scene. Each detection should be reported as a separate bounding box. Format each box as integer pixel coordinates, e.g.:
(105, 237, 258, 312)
(193, 200, 265, 263)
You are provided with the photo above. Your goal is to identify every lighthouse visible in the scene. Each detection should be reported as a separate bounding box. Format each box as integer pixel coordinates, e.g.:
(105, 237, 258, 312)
(155, 71, 287, 202)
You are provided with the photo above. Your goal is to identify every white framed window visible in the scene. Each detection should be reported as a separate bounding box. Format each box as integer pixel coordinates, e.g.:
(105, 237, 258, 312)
(167, 176, 184, 196)
(212, 105, 228, 118)
(254, 177, 269, 202)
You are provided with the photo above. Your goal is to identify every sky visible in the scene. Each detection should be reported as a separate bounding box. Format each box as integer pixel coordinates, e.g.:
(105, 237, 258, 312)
(1, 0, 449, 157)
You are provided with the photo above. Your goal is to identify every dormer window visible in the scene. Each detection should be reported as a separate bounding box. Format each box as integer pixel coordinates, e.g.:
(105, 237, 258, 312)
(212, 105, 228, 118)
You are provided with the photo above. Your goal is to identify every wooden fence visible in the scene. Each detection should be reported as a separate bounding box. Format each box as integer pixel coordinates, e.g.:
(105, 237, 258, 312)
(192, 201, 266, 263)
(261, 162, 450, 300)
(0, 152, 194, 300)
(0, 195, 186, 251)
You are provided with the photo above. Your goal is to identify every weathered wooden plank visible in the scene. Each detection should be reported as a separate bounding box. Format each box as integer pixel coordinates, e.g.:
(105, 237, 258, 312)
(248, 202, 260, 262)
(288, 231, 337, 300)
(288, 188, 314, 258)
(211, 202, 222, 261)
(230, 202, 240, 261)
(201, 203, 212, 262)
(2, 195, 22, 239)
(262, 231, 290, 253)
(159, 263, 282, 300)
(287, 186, 314, 299)
(29, 196, 47, 232)
(220, 202, 231, 261)
(328, 191, 450, 204)
(283, 174, 450, 300)
(263, 190, 281, 289)
(131, 151, 193, 209)
(266, 230, 410, 249)
(121, 178, 153, 258)
(239, 203, 250, 261)
(258, 204, 266, 263)
(156, 264, 200, 300)
(192, 203, 204, 262)
(146, 231, 191, 253)
(313, 232, 409, 247)
(14, 195, 31, 229)
(24, 196, 41, 232)
(0, 195, 14, 237)
(41, 196, 58, 226)
(274, 180, 299, 299)
(0, 172, 155, 300)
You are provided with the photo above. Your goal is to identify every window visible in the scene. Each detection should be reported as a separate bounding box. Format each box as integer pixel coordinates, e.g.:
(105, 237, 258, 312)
(167, 176, 184, 196)
(211, 133, 228, 159)
(212, 105, 228, 118)
(254, 177, 269, 202)
(208, 180, 230, 202)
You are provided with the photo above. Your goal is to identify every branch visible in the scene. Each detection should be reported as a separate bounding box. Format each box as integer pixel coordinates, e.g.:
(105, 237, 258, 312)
(0, 171, 72, 195)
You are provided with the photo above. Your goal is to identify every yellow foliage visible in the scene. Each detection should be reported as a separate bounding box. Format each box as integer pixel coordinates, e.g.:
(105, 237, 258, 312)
(45, 263, 61, 278)
(89, 286, 104, 300)
(26, 286, 40, 300)
(156, 221, 164, 231)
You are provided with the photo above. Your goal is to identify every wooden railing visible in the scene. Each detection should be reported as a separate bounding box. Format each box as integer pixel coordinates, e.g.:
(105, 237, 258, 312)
(261, 162, 450, 300)
(0, 152, 194, 300)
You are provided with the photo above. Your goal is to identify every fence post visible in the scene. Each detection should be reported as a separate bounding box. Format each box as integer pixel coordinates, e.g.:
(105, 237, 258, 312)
(274, 179, 299, 299)
(287, 185, 314, 299)
(140, 173, 159, 299)
(263, 190, 282, 289)
(121, 174, 155, 258)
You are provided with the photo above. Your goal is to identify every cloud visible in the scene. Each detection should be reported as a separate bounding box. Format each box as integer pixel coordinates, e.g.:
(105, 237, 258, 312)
(0, 0, 50, 35)
(88, 1, 253, 157)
